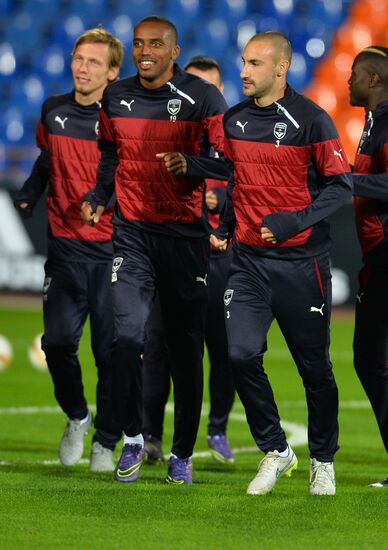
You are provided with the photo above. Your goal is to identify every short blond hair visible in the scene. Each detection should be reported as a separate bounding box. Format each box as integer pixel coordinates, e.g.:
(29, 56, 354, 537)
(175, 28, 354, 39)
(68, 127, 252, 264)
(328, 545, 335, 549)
(73, 27, 124, 69)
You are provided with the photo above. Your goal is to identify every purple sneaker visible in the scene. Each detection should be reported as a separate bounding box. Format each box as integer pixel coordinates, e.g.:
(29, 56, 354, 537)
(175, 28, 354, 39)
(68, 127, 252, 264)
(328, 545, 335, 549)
(165, 456, 193, 485)
(208, 434, 235, 464)
(114, 444, 144, 483)
(144, 435, 164, 464)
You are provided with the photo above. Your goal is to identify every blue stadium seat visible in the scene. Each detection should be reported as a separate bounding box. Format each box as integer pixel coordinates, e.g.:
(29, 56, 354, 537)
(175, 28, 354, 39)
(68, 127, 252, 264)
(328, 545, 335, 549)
(0, 107, 27, 145)
(22, 0, 62, 23)
(10, 76, 45, 114)
(31, 44, 68, 81)
(67, 0, 106, 22)
(0, 42, 17, 79)
(108, 13, 133, 46)
(209, 0, 248, 24)
(162, 0, 202, 35)
(194, 17, 230, 58)
(113, 0, 155, 22)
(51, 15, 85, 52)
(4, 11, 44, 57)
(0, 0, 11, 14)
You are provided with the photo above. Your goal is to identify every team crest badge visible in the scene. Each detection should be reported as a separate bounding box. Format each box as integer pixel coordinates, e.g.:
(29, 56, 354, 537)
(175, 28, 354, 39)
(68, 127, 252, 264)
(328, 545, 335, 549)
(224, 289, 234, 306)
(274, 122, 287, 140)
(43, 277, 52, 294)
(167, 99, 182, 116)
(112, 257, 123, 272)
(112, 257, 123, 283)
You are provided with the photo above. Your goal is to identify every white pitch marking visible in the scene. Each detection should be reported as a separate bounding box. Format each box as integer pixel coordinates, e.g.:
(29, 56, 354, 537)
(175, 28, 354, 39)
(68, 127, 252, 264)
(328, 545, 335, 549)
(0, 403, 309, 465)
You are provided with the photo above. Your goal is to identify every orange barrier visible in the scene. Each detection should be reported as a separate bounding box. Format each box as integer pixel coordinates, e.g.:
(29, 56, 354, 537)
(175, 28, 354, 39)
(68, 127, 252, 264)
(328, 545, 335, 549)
(303, 0, 388, 164)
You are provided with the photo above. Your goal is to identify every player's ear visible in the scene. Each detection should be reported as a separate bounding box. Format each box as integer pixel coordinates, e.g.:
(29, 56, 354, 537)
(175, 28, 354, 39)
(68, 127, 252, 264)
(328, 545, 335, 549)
(277, 59, 289, 77)
(369, 72, 380, 88)
(108, 66, 120, 82)
(172, 44, 180, 61)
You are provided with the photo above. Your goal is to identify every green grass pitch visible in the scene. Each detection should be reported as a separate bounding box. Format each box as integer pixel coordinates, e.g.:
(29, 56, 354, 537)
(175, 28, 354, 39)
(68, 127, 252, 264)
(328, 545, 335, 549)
(1, 304, 388, 549)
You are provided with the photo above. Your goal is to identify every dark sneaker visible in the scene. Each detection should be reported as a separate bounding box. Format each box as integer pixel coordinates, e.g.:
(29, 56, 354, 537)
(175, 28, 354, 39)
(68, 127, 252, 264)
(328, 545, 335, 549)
(144, 435, 164, 464)
(165, 456, 193, 485)
(114, 444, 144, 483)
(208, 434, 235, 464)
(369, 477, 388, 488)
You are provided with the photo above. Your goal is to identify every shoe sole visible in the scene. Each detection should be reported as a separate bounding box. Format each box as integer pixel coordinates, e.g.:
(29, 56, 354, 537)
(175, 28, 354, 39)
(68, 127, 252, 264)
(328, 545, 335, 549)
(165, 475, 192, 485)
(114, 462, 142, 482)
(247, 459, 298, 495)
(210, 449, 235, 464)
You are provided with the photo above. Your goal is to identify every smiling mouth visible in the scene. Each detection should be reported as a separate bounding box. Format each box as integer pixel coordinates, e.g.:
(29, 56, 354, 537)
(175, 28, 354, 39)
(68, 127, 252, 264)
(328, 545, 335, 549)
(139, 60, 155, 67)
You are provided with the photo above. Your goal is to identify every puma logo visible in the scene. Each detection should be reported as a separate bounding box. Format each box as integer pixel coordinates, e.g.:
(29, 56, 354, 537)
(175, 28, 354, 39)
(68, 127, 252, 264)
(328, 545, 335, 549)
(55, 116, 68, 129)
(236, 121, 248, 133)
(195, 274, 208, 286)
(120, 99, 135, 112)
(310, 303, 324, 316)
(333, 149, 343, 161)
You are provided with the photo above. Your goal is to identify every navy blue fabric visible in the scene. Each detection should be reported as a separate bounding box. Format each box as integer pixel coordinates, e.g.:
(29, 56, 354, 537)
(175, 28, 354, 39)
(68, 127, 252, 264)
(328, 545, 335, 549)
(110, 225, 209, 458)
(225, 249, 339, 461)
(41, 259, 120, 449)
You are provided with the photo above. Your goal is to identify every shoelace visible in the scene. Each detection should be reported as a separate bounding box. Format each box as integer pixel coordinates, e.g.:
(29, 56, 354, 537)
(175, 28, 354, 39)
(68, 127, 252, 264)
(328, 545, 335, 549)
(171, 458, 190, 477)
(65, 420, 81, 435)
(211, 435, 230, 455)
(312, 463, 332, 485)
(258, 452, 281, 475)
(119, 445, 142, 468)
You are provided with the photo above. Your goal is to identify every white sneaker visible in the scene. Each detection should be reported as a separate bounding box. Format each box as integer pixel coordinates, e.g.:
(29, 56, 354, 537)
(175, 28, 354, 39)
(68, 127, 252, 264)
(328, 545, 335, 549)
(247, 447, 298, 495)
(368, 477, 388, 488)
(59, 410, 92, 466)
(309, 458, 336, 495)
(90, 441, 114, 472)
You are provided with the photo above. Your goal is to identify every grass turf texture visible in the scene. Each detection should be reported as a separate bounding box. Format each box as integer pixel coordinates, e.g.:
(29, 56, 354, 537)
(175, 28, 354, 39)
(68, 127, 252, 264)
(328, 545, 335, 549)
(1, 306, 388, 549)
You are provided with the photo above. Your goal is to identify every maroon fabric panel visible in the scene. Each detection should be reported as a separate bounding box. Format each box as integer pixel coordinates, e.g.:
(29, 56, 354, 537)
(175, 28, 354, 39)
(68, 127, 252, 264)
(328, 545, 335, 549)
(47, 133, 113, 241)
(225, 137, 313, 247)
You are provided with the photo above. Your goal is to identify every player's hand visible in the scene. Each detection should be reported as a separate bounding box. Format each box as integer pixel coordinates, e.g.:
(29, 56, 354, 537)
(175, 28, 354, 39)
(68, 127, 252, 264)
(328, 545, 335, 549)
(156, 152, 187, 175)
(80, 201, 105, 226)
(261, 226, 277, 244)
(206, 190, 218, 211)
(18, 202, 29, 210)
(210, 234, 227, 252)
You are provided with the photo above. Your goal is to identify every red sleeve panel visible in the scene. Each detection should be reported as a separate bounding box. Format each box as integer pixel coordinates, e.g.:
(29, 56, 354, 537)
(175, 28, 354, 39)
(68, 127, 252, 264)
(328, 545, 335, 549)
(311, 138, 351, 176)
(36, 120, 48, 149)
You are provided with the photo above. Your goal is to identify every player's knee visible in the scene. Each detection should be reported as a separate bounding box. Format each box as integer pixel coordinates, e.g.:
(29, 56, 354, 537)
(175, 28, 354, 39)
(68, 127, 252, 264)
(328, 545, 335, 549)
(114, 331, 143, 353)
(228, 344, 263, 371)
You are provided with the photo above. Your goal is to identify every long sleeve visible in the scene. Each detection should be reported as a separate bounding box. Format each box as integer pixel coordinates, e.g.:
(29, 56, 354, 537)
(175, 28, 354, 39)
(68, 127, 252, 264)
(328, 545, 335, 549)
(213, 159, 236, 240)
(185, 155, 230, 180)
(353, 172, 388, 201)
(263, 174, 353, 242)
(14, 148, 50, 218)
(87, 107, 119, 210)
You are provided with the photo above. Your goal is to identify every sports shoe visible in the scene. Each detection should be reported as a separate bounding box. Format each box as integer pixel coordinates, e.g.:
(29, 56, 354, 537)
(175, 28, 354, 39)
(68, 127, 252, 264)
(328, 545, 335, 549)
(59, 410, 92, 466)
(309, 458, 336, 495)
(144, 435, 164, 464)
(165, 456, 193, 485)
(114, 444, 144, 483)
(90, 441, 114, 472)
(368, 477, 388, 488)
(208, 434, 235, 464)
(247, 447, 298, 495)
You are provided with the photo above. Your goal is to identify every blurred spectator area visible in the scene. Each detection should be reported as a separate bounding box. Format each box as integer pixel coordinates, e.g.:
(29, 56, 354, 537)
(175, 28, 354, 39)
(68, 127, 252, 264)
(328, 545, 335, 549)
(0, 0, 387, 189)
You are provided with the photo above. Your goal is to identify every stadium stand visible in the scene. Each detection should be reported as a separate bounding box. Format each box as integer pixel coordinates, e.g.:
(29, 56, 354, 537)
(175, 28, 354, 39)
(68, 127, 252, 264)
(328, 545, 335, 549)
(0, 0, 387, 188)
